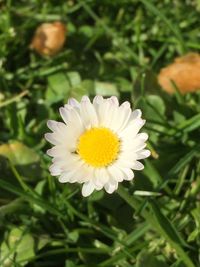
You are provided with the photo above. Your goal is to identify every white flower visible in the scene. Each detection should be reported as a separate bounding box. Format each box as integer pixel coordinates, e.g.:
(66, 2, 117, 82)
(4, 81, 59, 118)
(45, 96, 150, 197)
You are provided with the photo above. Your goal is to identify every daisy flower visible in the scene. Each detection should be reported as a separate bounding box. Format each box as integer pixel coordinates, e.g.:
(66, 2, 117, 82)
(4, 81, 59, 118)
(45, 96, 150, 197)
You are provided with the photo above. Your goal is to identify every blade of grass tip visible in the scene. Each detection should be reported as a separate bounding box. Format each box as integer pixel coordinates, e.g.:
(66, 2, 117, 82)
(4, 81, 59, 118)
(168, 147, 198, 176)
(125, 222, 150, 246)
(150, 43, 168, 67)
(117, 185, 195, 267)
(140, 0, 186, 53)
(174, 165, 189, 195)
(177, 114, 200, 133)
(170, 80, 184, 104)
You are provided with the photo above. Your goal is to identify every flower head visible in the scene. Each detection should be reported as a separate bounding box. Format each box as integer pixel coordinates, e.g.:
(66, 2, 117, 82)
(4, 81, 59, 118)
(45, 96, 150, 197)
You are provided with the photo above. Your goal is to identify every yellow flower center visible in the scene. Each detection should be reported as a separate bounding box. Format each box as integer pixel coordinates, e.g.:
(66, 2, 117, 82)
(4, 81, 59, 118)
(77, 127, 120, 168)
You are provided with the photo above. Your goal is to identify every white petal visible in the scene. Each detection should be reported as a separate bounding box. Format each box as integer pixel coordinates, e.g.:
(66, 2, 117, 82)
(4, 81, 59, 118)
(46, 146, 67, 157)
(81, 95, 90, 102)
(47, 120, 58, 132)
(129, 109, 142, 120)
(93, 95, 104, 105)
(119, 151, 137, 161)
(58, 160, 85, 183)
(121, 168, 134, 181)
(80, 99, 98, 128)
(117, 103, 132, 131)
(128, 109, 142, 123)
(61, 156, 82, 171)
(58, 171, 75, 183)
(119, 119, 145, 138)
(108, 103, 131, 132)
(102, 104, 119, 130)
(104, 179, 118, 194)
(137, 132, 148, 141)
(99, 98, 130, 132)
(94, 183, 104, 191)
(122, 141, 147, 153)
(96, 100, 111, 125)
(115, 158, 137, 169)
(80, 165, 94, 182)
(132, 161, 144, 170)
(93, 170, 103, 188)
(70, 163, 91, 184)
(56, 122, 68, 134)
(51, 152, 78, 170)
(108, 96, 119, 106)
(44, 133, 61, 145)
(49, 164, 62, 176)
(66, 108, 82, 125)
(93, 168, 109, 187)
(120, 132, 148, 153)
(46, 133, 76, 153)
(67, 98, 80, 107)
(46, 121, 68, 139)
(107, 165, 124, 182)
(60, 106, 84, 133)
(59, 107, 70, 124)
(46, 119, 81, 152)
(82, 182, 95, 197)
(137, 149, 151, 160)
(52, 157, 70, 168)
(120, 101, 130, 109)
(47, 122, 74, 147)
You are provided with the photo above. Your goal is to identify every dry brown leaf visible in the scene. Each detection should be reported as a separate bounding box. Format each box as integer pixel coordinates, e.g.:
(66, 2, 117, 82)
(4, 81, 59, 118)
(30, 21, 66, 56)
(158, 53, 200, 94)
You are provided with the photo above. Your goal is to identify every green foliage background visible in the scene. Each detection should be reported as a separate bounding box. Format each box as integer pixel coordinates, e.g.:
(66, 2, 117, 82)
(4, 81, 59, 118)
(0, 0, 200, 266)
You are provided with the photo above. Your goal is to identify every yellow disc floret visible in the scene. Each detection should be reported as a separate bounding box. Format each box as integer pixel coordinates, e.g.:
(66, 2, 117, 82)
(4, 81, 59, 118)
(77, 127, 120, 167)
